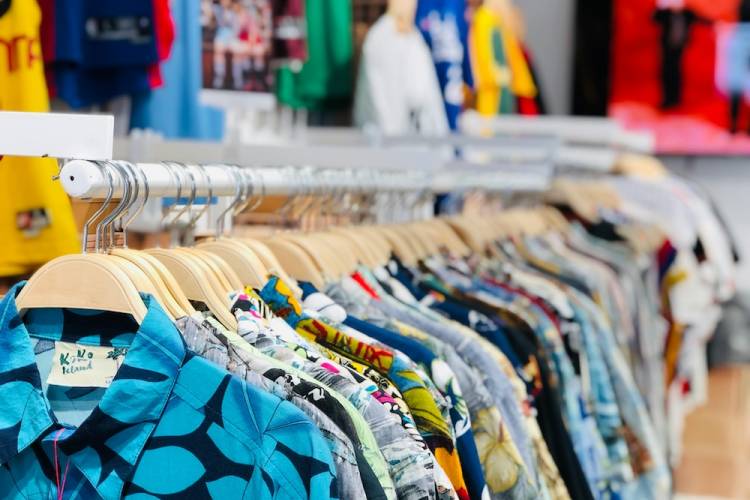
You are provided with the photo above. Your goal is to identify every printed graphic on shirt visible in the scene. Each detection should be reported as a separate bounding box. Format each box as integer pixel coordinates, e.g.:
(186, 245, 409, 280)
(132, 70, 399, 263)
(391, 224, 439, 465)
(16, 208, 49, 238)
(47, 342, 128, 387)
(85, 15, 154, 44)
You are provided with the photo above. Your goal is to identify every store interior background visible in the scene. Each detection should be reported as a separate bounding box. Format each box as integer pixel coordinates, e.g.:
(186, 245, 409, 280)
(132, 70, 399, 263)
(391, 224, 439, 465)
(19, 0, 750, 496)
(514, 2, 750, 497)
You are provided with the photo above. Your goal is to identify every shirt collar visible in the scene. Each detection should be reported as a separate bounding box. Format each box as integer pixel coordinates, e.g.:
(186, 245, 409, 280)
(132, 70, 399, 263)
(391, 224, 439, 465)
(0, 282, 186, 499)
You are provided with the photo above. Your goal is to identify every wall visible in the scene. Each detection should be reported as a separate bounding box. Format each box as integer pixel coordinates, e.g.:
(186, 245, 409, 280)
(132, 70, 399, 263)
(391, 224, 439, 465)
(514, 0, 576, 115)
(662, 156, 750, 292)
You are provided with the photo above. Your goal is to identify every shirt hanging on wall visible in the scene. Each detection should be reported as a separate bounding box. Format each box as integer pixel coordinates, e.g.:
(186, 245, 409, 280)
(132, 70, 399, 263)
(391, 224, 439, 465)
(41, 0, 163, 108)
(131, 0, 225, 140)
(0, 0, 78, 276)
(275, 0, 354, 109)
(416, 0, 471, 129)
(354, 14, 449, 135)
(468, 3, 536, 116)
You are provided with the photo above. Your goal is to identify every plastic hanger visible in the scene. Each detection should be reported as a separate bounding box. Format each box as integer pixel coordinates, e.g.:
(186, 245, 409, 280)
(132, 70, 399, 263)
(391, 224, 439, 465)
(17, 161, 148, 323)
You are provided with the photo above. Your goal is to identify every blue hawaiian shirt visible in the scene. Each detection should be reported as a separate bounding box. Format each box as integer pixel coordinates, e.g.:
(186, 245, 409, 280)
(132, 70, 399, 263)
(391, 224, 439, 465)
(0, 283, 338, 499)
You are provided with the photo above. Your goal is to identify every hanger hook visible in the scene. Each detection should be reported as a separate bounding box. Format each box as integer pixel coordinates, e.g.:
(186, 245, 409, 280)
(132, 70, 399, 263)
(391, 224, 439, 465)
(215, 165, 243, 237)
(189, 164, 212, 229)
(121, 161, 150, 248)
(169, 163, 197, 234)
(160, 161, 184, 229)
(82, 161, 115, 254)
(242, 168, 265, 214)
(98, 161, 134, 251)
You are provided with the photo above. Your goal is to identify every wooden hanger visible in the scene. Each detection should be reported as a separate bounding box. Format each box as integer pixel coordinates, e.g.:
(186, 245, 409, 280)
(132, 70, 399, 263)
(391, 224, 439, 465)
(351, 227, 393, 266)
(371, 226, 418, 266)
(185, 248, 244, 290)
(390, 224, 430, 260)
(17, 163, 153, 323)
(311, 232, 361, 275)
(198, 239, 267, 289)
(236, 238, 304, 295)
(146, 248, 237, 330)
(17, 254, 149, 323)
(263, 237, 326, 289)
(112, 248, 196, 317)
(408, 222, 442, 257)
(101, 161, 195, 318)
(275, 232, 334, 279)
(329, 227, 380, 268)
(429, 219, 472, 256)
(444, 216, 485, 254)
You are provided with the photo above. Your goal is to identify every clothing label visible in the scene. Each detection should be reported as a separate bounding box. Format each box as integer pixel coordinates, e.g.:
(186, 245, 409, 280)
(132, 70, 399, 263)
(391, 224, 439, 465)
(47, 343, 128, 388)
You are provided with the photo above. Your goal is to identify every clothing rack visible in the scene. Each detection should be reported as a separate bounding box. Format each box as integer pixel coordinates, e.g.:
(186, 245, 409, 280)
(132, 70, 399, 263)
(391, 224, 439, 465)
(303, 124, 631, 173)
(458, 111, 655, 153)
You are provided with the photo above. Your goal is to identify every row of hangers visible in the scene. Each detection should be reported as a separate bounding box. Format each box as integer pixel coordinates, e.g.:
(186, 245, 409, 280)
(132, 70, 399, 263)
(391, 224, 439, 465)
(16, 158, 636, 331)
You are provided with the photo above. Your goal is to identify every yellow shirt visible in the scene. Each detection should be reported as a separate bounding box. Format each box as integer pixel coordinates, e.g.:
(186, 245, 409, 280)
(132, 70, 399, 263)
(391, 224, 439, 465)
(469, 4, 537, 116)
(0, 0, 78, 276)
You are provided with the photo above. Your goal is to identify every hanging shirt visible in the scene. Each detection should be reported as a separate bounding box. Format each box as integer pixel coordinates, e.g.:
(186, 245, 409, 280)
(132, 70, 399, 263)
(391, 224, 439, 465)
(354, 14, 449, 135)
(0, 0, 78, 276)
(258, 275, 470, 500)
(43, 0, 159, 108)
(416, 0, 471, 129)
(176, 315, 370, 500)
(130, 0, 225, 140)
(275, 0, 353, 109)
(0, 285, 338, 499)
(468, 4, 536, 116)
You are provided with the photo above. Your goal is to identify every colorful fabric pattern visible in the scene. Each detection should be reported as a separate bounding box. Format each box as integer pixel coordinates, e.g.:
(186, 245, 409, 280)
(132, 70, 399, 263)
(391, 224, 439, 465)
(0, 283, 338, 500)
(259, 276, 471, 500)
(228, 299, 445, 500)
(176, 315, 368, 500)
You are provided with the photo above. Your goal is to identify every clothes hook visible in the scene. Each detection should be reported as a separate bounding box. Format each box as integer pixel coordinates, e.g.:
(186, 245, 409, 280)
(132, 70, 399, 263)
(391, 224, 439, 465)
(215, 165, 243, 237)
(82, 161, 115, 254)
(188, 164, 212, 230)
(121, 161, 150, 248)
(97, 161, 134, 252)
(160, 161, 184, 229)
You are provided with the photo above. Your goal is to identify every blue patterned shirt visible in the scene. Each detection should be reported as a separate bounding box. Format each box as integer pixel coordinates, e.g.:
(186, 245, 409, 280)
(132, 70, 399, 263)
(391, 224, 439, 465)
(0, 283, 338, 499)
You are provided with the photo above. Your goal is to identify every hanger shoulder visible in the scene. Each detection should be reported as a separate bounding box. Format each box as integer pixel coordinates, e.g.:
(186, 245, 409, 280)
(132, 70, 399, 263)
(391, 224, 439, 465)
(198, 240, 267, 289)
(110, 249, 186, 319)
(191, 249, 244, 291)
(373, 227, 417, 266)
(134, 250, 198, 316)
(330, 227, 379, 267)
(238, 238, 303, 296)
(17, 254, 148, 323)
(309, 233, 359, 277)
(263, 238, 326, 289)
(145, 249, 238, 331)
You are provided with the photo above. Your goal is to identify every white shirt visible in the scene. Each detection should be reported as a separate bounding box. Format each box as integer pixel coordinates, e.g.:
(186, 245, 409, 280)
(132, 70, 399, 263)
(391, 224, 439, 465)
(354, 14, 449, 136)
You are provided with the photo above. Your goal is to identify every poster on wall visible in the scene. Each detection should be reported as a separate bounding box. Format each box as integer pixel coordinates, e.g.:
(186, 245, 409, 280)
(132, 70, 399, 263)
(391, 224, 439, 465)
(610, 0, 750, 154)
(200, 0, 274, 93)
